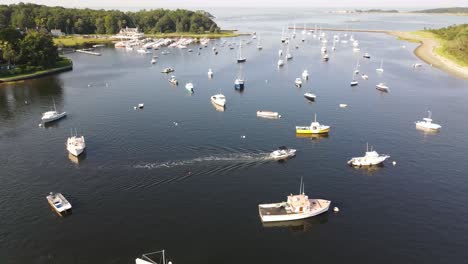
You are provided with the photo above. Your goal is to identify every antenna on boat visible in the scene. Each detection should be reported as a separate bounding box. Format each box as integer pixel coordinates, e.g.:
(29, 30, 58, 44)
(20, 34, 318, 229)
(314, 113, 317, 122)
(299, 177, 303, 194)
(52, 98, 57, 112)
(366, 142, 369, 152)
(428, 110, 432, 119)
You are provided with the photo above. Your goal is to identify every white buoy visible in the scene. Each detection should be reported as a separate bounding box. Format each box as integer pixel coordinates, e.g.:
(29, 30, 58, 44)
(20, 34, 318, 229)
(173, 122, 178, 126)
(333, 207, 339, 212)
(392, 161, 396, 166)
(241, 135, 246, 139)
(38, 123, 43, 127)
(133, 106, 137, 110)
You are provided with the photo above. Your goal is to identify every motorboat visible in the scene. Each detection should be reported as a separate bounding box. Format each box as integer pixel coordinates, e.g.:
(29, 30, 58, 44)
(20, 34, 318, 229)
(302, 70, 309, 80)
(41, 99, 66, 123)
(295, 78, 302, 87)
(320, 46, 327, 53)
(270, 146, 296, 160)
(322, 54, 329, 61)
(237, 40, 246, 63)
(135, 250, 172, 264)
(363, 53, 371, 59)
(258, 179, 331, 222)
(376, 83, 389, 92)
(66, 130, 86, 157)
(234, 78, 245, 90)
(185, 82, 194, 92)
(350, 79, 358, 86)
(138, 103, 144, 109)
(348, 143, 390, 167)
(413, 63, 423, 68)
(277, 59, 285, 67)
(257, 111, 281, 119)
(168, 75, 178, 85)
(376, 59, 384, 73)
(361, 74, 369, 80)
(304, 92, 316, 101)
(150, 58, 157, 64)
(208, 68, 213, 78)
(296, 114, 330, 134)
(46, 192, 72, 216)
(415, 111, 441, 130)
(161, 67, 175, 73)
(211, 94, 226, 107)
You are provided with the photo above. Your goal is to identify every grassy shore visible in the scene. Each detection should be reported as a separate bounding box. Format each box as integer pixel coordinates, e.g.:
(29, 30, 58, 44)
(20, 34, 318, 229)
(54, 36, 113, 47)
(0, 57, 73, 83)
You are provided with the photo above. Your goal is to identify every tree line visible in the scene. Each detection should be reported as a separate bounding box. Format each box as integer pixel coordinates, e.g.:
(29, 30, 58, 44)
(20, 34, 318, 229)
(0, 3, 220, 34)
(428, 24, 467, 64)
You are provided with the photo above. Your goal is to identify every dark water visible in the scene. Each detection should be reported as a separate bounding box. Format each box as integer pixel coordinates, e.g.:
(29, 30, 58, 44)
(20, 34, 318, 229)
(1, 9, 467, 264)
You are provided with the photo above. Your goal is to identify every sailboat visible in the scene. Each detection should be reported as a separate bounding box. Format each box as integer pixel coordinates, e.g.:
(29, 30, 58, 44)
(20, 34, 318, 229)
(350, 68, 358, 86)
(281, 27, 286, 43)
(66, 128, 86, 157)
(376, 59, 384, 73)
(301, 23, 307, 35)
(292, 23, 296, 39)
(257, 36, 263, 50)
(286, 41, 293, 60)
(234, 64, 245, 90)
(41, 99, 66, 123)
(237, 40, 246, 63)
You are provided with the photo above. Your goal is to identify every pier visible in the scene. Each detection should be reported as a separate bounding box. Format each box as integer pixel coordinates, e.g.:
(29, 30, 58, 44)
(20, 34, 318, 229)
(76, 49, 102, 56)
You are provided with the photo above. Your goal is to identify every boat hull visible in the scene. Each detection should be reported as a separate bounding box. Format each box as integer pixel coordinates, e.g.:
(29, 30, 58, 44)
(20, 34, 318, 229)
(296, 126, 330, 134)
(259, 199, 330, 222)
(42, 112, 67, 123)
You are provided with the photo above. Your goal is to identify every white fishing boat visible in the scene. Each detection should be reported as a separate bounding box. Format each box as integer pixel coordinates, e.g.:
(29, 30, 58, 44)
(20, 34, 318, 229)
(304, 92, 316, 101)
(208, 68, 213, 78)
(361, 74, 369, 80)
(270, 146, 296, 160)
(161, 67, 175, 73)
(376, 59, 384, 73)
(258, 179, 331, 222)
(286, 42, 293, 60)
(257, 111, 281, 119)
(237, 40, 246, 63)
(135, 250, 172, 264)
(168, 75, 178, 85)
(41, 99, 66, 123)
(302, 70, 309, 80)
(211, 94, 226, 107)
(185, 82, 194, 92)
(66, 129, 86, 157)
(296, 114, 330, 134)
(415, 111, 441, 131)
(348, 143, 390, 167)
(295, 78, 302, 87)
(376, 83, 389, 92)
(46, 192, 72, 215)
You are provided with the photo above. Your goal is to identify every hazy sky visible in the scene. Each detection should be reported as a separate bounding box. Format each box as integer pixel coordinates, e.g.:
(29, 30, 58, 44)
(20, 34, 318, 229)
(3, 0, 467, 9)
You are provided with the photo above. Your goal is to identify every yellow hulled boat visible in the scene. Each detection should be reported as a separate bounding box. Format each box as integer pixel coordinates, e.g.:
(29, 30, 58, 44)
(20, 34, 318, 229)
(296, 114, 330, 134)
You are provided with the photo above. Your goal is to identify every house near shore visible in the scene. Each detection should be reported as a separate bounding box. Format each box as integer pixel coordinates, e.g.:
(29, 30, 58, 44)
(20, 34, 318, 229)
(112, 27, 144, 40)
(51, 29, 65, 37)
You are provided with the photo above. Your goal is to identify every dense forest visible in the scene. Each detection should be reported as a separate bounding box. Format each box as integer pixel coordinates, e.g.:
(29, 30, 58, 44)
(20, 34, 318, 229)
(413, 7, 468, 13)
(428, 24, 468, 64)
(0, 3, 220, 34)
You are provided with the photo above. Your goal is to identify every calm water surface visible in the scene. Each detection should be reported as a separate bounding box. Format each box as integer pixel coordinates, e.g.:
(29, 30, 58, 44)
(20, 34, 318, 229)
(1, 9, 467, 264)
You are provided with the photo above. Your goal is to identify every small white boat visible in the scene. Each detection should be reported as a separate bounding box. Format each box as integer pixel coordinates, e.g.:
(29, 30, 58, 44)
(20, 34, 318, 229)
(295, 78, 302, 87)
(321, 46, 327, 53)
(168, 75, 178, 85)
(350, 79, 358, 86)
(257, 111, 281, 119)
(348, 143, 390, 167)
(41, 99, 66, 123)
(376, 59, 384, 73)
(352, 40, 359, 47)
(322, 54, 329, 61)
(150, 58, 157, 64)
(46, 192, 72, 215)
(339, 104, 347, 108)
(361, 74, 369, 80)
(138, 103, 144, 109)
(363, 53, 371, 59)
(258, 179, 331, 222)
(125, 46, 133, 51)
(161, 67, 175, 73)
(302, 70, 309, 80)
(350, 65, 359, 86)
(278, 49, 283, 57)
(285, 42, 293, 60)
(257, 36, 263, 50)
(415, 111, 441, 131)
(208, 68, 213, 78)
(413, 63, 423, 68)
(376, 83, 389, 92)
(277, 59, 285, 67)
(67, 129, 86, 157)
(135, 250, 172, 264)
(304, 92, 316, 101)
(211, 94, 226, 107)
(270, 146, 296, 160)
(185, 82, 194, 92)
(161, 50, 170, 55)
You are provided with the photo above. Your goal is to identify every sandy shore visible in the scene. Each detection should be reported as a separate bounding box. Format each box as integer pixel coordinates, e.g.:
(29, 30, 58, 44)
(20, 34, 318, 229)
(389, 31, 468, 80)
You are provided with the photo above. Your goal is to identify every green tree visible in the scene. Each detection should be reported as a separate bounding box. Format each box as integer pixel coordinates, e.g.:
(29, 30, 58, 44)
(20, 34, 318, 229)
(95, 18, 105, 34)
(19, 30, 58, 67)
(2, 42, 17, 68)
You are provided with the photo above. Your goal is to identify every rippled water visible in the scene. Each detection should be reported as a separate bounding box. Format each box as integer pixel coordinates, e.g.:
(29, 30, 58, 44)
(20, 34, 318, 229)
(1, 8, 467, 264)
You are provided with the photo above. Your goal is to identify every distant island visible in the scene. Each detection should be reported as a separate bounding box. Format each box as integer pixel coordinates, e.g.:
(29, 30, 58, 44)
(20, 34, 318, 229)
(355, 9, 399, 13)
(412, 7, 468, 14)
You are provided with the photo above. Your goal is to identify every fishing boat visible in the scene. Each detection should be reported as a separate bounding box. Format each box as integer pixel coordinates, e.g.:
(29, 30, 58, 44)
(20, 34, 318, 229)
(295, 78, 302, 87)
(168, 75, 178, 85)
(270, 146, 296, 160)
(361, 74, 369, 80)
(363, 53, 371, 59)
(46, 192, 72, 216)
(296, 114, 330, 134)
(258, 179, 331, 222)
(161, 67, 175, 73)
(66, 129, 86, 157)
(211, 94, 226, 107)
(348, 143, 390, 167)
(41, 99, 66, 123)
(277, 58, 285, 67)
(415, 111, 441, 130)
(185, 82, 194, 92)
(322, 54, 329, 61)
(304, 92, 316, 101)
(302, 70, 309, 80)
(208, 68, 213, 78)
(257, 111, 281, 119)
(376, 83, 389, 92)
(237, 40, 246, 63)
(135, 250, 172, 264)
(376, 59, 384, 73)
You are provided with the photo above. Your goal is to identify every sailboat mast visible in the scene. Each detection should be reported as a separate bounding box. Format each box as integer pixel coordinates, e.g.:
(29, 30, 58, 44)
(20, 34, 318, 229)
(52, 98, 57, 112)
(299, 177, 303, 194)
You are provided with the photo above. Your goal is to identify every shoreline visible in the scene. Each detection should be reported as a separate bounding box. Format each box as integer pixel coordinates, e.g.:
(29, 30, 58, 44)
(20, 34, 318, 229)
(0, 64, 73, 84)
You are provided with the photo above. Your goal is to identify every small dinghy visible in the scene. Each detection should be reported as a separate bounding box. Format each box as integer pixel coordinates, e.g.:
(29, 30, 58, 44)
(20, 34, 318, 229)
(270, 146, 296, 160)
(46, 192, 72, 216)
(185, 82, 194, 93)
(257, 111, 281, 119)
(295, 78, 302, 87)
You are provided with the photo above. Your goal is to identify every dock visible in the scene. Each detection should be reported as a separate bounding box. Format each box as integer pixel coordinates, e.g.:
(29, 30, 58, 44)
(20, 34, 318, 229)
(76, 49, 101, 56)
(289, 27, 390, 34)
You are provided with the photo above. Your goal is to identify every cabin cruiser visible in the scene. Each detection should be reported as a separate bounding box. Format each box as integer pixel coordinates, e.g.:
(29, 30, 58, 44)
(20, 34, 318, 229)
(208, 68, 213, 78)
(304, 92, 316, 101)
(270, 146, 296, 160)
(257, 111, 281, 119)
(348, 144, 390, 167)
(211, 94, 226, 107)
(161, 67, 175, 73)
(296, 114, 330, 134)
(295, 78, 302, 87)
(185, 82, 194, 92)
(376, 83, 389, 92)
(46, 192, 72, 215)
(415, 111, 441, 130)
(67, 131, 86, 157)
(168, 75, 178, 85)
(234, 79, 245, 90)
(41, 100, 66, 123)
(258, 179, 331, 222)
(302, 70, 309, 80)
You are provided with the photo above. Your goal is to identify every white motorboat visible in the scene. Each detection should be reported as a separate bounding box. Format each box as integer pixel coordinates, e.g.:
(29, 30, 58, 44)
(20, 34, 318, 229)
(168, 75, 178, 85)
(138, 103, 144, 109)
(363, 53, 371, 59)
(361, 74, 369, 80)
(67, 129, 86, 157)
(135, 250, 172, 264)
(41, 99, 66, 123)
(211, 94, 226, 107)
(302, 70, 309, 80)
(415, 111, 441, 131)
(150, 58, 157, 64)
(46, 192, 72, 215)
(285, 42, 293, 60)
(304, 92, 316, 101)
(185, 82, 194, 92)
(208, 68, 213, 78)
(257, 111, 281, 119)
(161, 67, 175, 73)
(376, 59, 384, 73)
(413, 63, 423, 68)
(258, 179, 331, 222)
(237, 40, 246, 63)
(376, 83, 389, 92)
(295, 78, 302, 87)
(322, 54, 329, 61)
(277, 59, 285, 67)
(270, 146, 296, 160)
(348, 143, 390, 167)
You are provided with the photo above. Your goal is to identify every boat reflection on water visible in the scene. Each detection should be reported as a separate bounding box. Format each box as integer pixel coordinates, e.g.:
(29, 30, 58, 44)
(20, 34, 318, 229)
(350, 163, 383, 175)
(416, 126, 440, 136)
(211, 101, 225, 112)
(261, 213, 328, 232)
(68, 152, 87, 165)
(295, 133, 329, 140)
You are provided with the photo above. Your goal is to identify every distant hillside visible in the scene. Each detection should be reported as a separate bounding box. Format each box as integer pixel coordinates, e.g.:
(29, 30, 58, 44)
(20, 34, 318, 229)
(355, 9, 399, 13)
(413, 7, 468, 13)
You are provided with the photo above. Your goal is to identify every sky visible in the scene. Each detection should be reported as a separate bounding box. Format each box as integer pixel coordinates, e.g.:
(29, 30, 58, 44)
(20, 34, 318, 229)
(2, 0, 467, 10)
